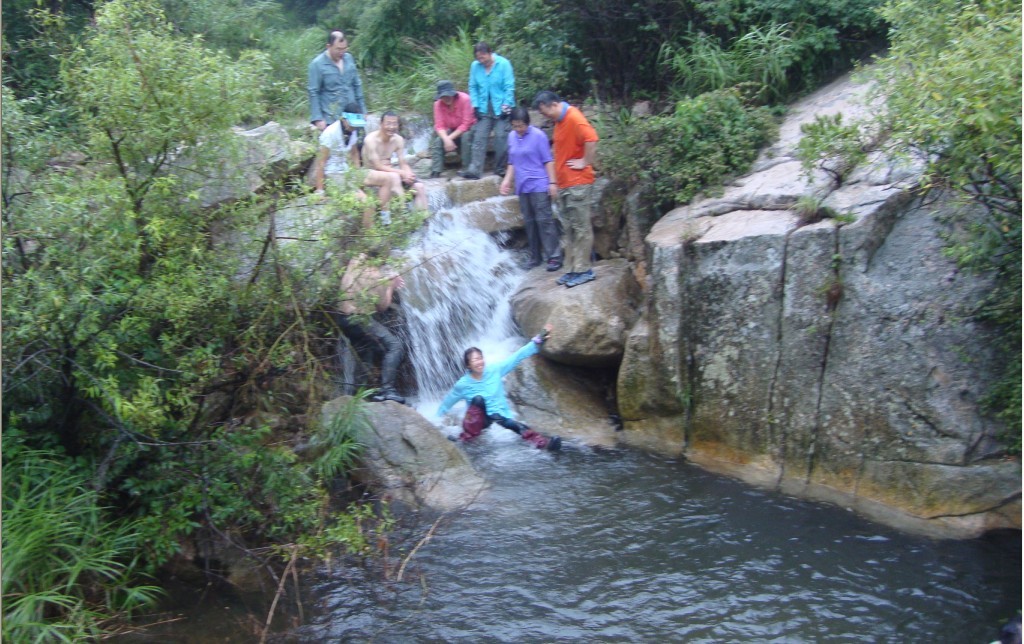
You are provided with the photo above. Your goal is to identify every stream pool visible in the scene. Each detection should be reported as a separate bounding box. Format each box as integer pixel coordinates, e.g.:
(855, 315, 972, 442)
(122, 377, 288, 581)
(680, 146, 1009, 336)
(282, 433, 1020, 642)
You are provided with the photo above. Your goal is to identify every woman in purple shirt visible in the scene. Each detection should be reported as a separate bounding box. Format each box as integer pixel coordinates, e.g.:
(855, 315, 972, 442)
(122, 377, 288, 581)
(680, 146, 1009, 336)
(499, 107, 563, 272)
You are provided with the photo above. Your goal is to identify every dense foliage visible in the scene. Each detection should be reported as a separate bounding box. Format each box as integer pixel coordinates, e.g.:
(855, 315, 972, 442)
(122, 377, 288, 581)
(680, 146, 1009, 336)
(3, 0, 407, 636)
(601, 87, 778, 211)
(873, 0, 1022, 450)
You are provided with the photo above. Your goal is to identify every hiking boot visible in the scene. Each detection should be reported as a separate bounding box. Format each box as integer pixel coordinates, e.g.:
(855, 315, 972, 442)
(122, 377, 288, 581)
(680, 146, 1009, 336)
(546, 258, 563, 272)
(376, 387, 405, 404)
(547, 436, 563, 451)
(458, 170, 480, 180)
(565, 269, 595, 288)
(556, 272, 577, 286)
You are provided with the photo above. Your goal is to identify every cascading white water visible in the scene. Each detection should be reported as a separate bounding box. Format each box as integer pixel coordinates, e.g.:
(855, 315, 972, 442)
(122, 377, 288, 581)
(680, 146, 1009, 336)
(398, 188, 528, 405)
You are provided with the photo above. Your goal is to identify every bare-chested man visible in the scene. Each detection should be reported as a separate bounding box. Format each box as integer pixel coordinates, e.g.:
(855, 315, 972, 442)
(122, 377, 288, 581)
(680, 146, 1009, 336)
(362, 111, 428, 224)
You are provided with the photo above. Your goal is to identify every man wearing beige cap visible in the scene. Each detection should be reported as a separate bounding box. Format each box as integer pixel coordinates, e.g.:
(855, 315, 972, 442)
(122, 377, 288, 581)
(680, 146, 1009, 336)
(430, 80, 476, 178)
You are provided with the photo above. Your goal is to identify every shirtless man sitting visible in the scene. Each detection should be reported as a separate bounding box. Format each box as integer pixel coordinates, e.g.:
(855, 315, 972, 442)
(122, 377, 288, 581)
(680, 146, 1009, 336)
(362, 111, 428, 224)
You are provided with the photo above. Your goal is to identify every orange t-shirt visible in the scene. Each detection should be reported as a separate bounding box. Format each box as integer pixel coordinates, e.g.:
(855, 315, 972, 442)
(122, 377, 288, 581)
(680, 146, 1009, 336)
(552, 104, 599, 188)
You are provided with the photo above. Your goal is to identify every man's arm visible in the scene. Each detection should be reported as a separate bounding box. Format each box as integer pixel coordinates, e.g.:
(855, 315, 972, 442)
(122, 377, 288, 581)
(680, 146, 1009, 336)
(308, 58, 325, 127)
(468, 62, 482, 114)
(456, 94, 476, 135)
(567, 140, 598, 171)
(500, 58, 515, 111)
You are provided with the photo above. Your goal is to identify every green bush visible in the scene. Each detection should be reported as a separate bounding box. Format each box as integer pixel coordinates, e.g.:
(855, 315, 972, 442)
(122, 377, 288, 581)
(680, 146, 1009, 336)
(602, 87, 778, 212)
(873, 0, 1021, 451)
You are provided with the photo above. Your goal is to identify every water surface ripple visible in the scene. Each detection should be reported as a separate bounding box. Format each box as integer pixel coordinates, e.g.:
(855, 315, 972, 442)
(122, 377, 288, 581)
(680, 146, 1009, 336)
(288, 444, 1020, 642)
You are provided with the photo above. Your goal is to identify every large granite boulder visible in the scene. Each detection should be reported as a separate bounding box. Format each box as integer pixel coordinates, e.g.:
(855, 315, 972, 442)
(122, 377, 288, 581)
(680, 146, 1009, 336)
(504, 357, 620, 447)
(321, 397, 487, 512)
(511, 258, 642, 367)
(191, 121, 315, 208)
(627, 70, 1021, 537)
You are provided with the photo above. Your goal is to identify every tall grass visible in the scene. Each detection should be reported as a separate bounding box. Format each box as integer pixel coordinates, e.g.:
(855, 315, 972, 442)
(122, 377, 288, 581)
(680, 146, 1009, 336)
(660, 23, 796, 102)
(364, 27, 476, 114)
(2, 448, 161, 642)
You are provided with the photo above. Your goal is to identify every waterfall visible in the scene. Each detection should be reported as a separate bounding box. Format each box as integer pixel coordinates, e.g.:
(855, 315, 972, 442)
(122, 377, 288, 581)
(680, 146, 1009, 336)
(399, 189, 527, 407)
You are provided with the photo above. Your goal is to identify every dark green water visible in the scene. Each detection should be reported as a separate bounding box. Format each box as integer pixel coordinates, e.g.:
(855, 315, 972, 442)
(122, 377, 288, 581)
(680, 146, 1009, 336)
(281, 440, 1019, 643)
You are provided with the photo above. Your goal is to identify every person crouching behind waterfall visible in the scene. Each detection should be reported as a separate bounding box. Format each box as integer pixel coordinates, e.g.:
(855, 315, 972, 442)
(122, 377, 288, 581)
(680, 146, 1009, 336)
(436, 324, 562, 451)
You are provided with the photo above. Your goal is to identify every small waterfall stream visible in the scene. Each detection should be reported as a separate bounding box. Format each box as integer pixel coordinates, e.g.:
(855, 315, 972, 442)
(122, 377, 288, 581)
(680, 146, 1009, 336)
(399, 189, 527, 403)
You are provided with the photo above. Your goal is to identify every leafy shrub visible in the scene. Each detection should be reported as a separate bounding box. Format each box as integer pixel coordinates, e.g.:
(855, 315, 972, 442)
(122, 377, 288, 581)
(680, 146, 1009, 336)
(873, 0, 1021, 451)
(602, 87, 778, 212)
(797, 113, 871, 184)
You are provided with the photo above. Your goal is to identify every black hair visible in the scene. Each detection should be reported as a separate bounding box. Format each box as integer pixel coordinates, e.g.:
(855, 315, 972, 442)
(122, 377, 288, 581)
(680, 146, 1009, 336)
(509, 107, 530, 125)
(328, 30, 346, 45)
(532, 90, 561, 109)
(463, 347, 482, 368)
(473, 42, 492, 55)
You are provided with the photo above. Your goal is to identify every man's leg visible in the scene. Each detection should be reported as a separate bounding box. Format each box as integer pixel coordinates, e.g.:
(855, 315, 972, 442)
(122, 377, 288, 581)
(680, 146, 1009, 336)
(429, 133, 445, 175)
(366, 317, 405, 402)
(492, 117, 511, 175)
(364, 170, 403, 223)
(560, 184, 594, 274)
(466, 116, 494, 177)
(405, 179, 429, 211)
(458, 130, 474, 170)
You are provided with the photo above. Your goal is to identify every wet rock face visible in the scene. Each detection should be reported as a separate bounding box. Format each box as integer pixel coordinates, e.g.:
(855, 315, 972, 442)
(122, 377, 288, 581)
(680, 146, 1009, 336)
(510, 258, 642, 368)
(627, 70, 1020, 537)
(321, 396, 487, 512)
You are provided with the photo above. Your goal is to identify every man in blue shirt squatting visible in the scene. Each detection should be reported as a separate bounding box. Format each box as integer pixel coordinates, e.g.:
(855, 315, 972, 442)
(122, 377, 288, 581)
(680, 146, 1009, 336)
(436, 324, 562, 451)
(460, 42, 515, 180)
(308, 30, 366, 133)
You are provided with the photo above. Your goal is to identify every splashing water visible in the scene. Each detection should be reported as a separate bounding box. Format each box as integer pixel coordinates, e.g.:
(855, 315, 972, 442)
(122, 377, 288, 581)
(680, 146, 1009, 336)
(399, 188, 527, 405)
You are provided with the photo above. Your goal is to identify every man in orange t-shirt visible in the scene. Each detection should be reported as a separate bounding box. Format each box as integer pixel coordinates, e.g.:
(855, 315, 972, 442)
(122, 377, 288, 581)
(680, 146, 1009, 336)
(533, 90, 599, 288)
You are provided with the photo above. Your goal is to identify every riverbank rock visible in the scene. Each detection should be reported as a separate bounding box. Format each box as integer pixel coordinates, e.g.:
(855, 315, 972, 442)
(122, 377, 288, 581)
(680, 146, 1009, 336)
(190, 121, 314, 208)
(505, 358, 619, 447)
(510, 258, 642, 367)
(628, 70, 1021, 538)
(321, 396, 487, 512)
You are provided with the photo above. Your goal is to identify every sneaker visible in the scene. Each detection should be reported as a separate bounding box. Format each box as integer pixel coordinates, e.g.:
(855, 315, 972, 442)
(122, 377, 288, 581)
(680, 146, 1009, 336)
(565, 269, 595, 288)
(429, 171, 442, 179)
(546, 258, 563, 272)
(379, 210, 391, 225)
(373, 387, 405, 404)
(522, 258, 542, 270)
(556, 272, 576, 286)
(458, 171, 480, 180)
(547, 436, 563, 452)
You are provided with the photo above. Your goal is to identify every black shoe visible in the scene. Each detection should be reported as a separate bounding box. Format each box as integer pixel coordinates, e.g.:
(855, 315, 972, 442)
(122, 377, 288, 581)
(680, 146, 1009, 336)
(375, 387, 406, 404)
(429, 171, 441, 178)
(565, 269, 595, 288)
(458, 171, 480, 180)
(556, 272, 576, 286)
(547, 436, 563, 451)
(545, 258, 562, 272)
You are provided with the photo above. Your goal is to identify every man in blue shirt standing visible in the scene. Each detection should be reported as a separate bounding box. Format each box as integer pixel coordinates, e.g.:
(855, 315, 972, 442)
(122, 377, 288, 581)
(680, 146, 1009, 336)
(461, 42, 515, 180)
(308, 30, 366, 132)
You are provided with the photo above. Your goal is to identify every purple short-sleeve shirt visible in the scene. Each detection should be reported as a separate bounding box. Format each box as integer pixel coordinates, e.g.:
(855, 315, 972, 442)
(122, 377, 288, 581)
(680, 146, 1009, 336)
(506, 125, 553, 194)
